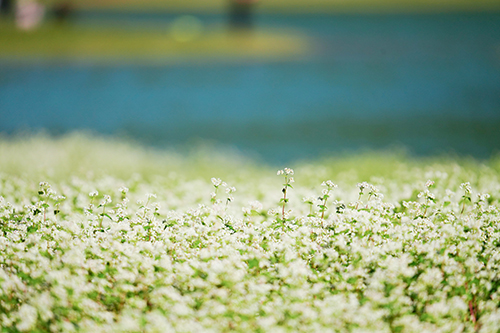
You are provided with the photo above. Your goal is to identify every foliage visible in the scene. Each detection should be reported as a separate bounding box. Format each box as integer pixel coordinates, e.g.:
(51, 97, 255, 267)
(0, 134, 499, 332)
(0, 21, 308, 64)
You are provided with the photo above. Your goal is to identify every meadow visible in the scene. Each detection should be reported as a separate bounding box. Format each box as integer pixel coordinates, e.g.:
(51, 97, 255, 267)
(0, 20, 309, 64)
(0, 133, 499, 332)
(46, 0, 500, 13)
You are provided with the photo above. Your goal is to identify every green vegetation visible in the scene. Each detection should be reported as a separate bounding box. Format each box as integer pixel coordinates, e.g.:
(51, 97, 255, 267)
(1, 133, 500, 332)
(0, 21, 309, 63)
(44, 0, 500, 13)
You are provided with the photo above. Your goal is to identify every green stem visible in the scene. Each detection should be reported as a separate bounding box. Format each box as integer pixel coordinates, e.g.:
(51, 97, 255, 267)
(282, 176, 288, 220)
(321, 196, 328, 220)
(99, 204, 105, 228)
(355, 193, 362, 210)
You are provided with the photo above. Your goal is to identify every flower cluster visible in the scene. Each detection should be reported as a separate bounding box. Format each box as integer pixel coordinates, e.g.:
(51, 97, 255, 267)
(0, 138, 499, 332)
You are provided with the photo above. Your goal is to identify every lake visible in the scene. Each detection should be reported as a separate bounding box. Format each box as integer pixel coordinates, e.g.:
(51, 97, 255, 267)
(1, 11, 499, 162)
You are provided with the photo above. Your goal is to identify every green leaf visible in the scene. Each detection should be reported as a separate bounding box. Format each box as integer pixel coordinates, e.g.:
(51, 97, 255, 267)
(247, 258, 259, 269)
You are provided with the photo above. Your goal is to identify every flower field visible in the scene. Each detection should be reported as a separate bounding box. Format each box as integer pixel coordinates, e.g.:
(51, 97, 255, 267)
(1, 134, 500, 332)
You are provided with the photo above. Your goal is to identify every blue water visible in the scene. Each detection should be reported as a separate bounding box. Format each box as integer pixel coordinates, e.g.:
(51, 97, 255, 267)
(1, 12, 500, 161)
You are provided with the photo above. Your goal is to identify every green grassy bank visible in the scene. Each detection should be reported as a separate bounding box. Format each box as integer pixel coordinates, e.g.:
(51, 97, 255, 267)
(41, 0, 500, 14)
(0, 20, 310, 63)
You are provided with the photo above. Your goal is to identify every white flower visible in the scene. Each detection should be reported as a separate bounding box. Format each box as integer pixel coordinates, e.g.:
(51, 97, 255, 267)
(249, 201, 263, 211)
(302, 196, 315, 204)
(100, 195, 112, 205)
(478, 193, 490, 201)
(357, 182, 369, 191)
(460, 182, 472, 194)
(277, 168, 294, 176)
(268, 208, 279, 215)
(225, 186, 236, 194)
(211, 178, 222, 187)
(16, 304, 37, 332)
(322, 180, 337, 189)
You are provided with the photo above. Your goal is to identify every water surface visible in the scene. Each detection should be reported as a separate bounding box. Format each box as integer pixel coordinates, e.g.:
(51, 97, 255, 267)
(1, 12, 499, 162)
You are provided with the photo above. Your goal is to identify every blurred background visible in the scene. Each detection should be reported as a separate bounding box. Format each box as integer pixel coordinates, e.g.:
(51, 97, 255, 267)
(1, 0, 500, 163)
